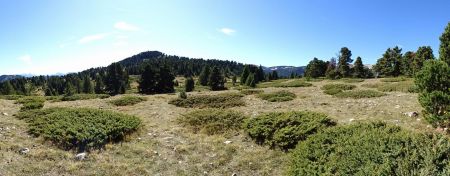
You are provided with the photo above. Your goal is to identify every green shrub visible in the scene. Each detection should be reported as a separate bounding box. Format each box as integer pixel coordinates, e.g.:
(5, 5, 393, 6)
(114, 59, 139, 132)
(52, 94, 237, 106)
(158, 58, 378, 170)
(323, 88, 343, 95)
(0, 95, 24, 100)
(415, 60, 450, 127)
(376, 81, 418, 93)
(243, 111, 335, 150)
(257, 90, 296, 102)
(16, 96, 46, 111)
(257, 79, 312, 88)
(321, 84, 356, 91)
(334, 90, 385, 99)
(288, 122, 450, 175)
(16, 107, 141, 151)
(109, 96, 147, 106)
(361, 83, 381, 89)
(380, 77, 409, 82)
(60, 94, 110, 101)
(168, 93, 245, 108)
(341, 78, 365, 83)
(178, 91, 187, 99)
(178, 109, 247, 135)
(240, 89, 264, 95)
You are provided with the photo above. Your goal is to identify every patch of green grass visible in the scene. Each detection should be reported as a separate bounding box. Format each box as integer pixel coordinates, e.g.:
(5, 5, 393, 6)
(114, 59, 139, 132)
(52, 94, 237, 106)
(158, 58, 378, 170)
(380, 77, 409, 82)
(340, 78, 365, 83)
(60, 94, 110, 101)
(168, 92, 245, 108)
(240, 89, 264, 95)
(334, 89, 386, 99)
(289, 122, 450, 175)
(178, 109, 247, 135)
(361, 83, 381, 88)
(321, 84, 357, 95)
(362, 81, 418, 93)
(257, 79, 312, 88)
(110, 96, 147, 106)
(257, 90, 296, 102)
(16, 107, 141, 151)
(0, 95, 24, 100)
(243, 111, 336, 150)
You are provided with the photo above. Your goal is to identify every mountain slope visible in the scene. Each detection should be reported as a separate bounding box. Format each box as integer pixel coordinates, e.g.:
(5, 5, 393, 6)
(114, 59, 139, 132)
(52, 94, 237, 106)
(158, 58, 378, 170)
(263, 66, 306, 77)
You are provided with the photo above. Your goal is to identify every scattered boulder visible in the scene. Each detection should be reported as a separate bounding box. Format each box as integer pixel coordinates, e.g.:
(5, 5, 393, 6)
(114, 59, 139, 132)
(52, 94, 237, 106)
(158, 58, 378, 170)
(404, 112, 419, 117)
(223, 140, 232, 144)
(19, 148, 30, 155)
(75, 153, 87, 161)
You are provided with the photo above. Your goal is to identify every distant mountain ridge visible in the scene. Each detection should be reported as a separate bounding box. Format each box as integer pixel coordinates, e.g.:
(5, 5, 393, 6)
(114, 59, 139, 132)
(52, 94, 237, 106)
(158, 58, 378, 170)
(263, 66, 306, 77)
(0, 75, 23, 83)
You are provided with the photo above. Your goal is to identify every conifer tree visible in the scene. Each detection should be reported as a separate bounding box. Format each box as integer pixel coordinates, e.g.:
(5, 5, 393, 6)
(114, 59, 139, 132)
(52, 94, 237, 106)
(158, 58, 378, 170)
(232, 75, 237, 86)
(0, 81, 14, 95)
(208, 66, 226, 91)
(240, 65, 250, 85)
(156, 65, 175, 93)
(353, 56, 365, 78)
(413, 46, 435, 75)
(374, 46, 403, 77)
(198, 66, 210, 86)
(439, 22, 450, 65)
(337, 47, 353, 78)
(138, 65, 158, 94)
(185, 77, 195, 92)
(401, 51, 415, 76)
(256, 65, 265, 83)
(104, 63, 128, 95)
(94, 75, 105, 94)
(64, 81, 75, 96)
(305, 58, 327, 78)
(325, 58, 338, 79)
(82, 76, 94, 94)
(245, 73, 256, 87)
(271, 71, 279, 80)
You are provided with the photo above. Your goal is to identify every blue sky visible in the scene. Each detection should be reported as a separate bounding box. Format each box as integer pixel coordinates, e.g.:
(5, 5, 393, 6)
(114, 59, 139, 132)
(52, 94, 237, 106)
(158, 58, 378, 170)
(0, 0, 449, 75)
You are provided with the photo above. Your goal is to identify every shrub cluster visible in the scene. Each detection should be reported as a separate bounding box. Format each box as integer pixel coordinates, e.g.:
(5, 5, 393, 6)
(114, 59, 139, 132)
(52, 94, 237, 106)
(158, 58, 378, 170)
(178, 109, 247, 135)
(362, 81, 418, 93)
(110, 95, 147, 106)
(288, 122, 450, 175)
(243, 111, 335, 150)
(334, 90, 385, 99)
(168, 93, 245, 108)
(257, 90, 296, 102)
(380, 77, 409, 82)
(257, 80, 312, 88)
(16, 107, 141, 151)
(60, 94, 110, 101)
(321, 84, 356, 95)
(341, 78, 365, 83)
(16, 96, 45, 111)
(240, 89, 264, 95)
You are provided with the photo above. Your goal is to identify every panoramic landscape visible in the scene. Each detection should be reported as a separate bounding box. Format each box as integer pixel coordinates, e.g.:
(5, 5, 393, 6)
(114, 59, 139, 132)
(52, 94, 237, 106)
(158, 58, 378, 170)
(1, 1, 450, 176)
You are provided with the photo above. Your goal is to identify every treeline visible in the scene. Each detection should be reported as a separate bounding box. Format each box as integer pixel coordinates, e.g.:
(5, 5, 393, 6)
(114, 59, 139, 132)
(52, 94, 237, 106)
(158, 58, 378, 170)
(0, 51, 246, 96)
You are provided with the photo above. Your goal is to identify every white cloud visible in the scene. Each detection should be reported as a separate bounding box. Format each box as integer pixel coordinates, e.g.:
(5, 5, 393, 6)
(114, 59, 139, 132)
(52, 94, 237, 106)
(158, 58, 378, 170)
(219, 28, 236, 36)
(114, 21, 140, 31)
(17, 54, 32, 65)
(78, 33, 110, 44)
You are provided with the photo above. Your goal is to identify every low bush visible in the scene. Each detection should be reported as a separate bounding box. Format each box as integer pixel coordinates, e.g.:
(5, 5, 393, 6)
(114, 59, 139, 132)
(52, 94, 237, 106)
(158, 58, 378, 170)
(0, 95, 24, 100)
(322, 88, 343, 95)
(362, 81, 417, 93)
(288, 122, 450, 175)
(110, 96, 147, 106)
(243, 111, 335, 150)
(334, 90, 385, 99)
(321, 84, 356, 95)
(16, 107, 141, 151)
(178, 109, 247, 135)
(380, 77, 409, 82)
(168, 92, 245, 108)
(257, 80, 312, 88)
(257, 90, 296, 102)
(60, 94, 110, 101)
(341, 78, 365, 83)
(16, 96, 45, 111)
(240, 89, 264, 95)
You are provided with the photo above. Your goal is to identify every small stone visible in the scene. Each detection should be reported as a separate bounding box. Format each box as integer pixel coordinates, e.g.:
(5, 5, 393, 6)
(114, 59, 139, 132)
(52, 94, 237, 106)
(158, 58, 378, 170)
(232, 173, 237, 176)
(19, 148, 30, 154)
(395, 105, 400, 109)
(153, 151, 159, 155)
(416, 118, 421, 121)
(349, 118, 355, 122)
(2, 112, 8, 116)
(404, 112, 419, 117)
(224, 140, 232, 144)
(203, 171, 208, 174)
(75, 153, 87, 160)
(137, 137, 142, 140)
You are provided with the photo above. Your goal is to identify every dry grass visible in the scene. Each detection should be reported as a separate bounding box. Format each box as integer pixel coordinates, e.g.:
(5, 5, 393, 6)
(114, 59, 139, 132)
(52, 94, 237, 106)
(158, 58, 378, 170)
(0, 78, 432, 175)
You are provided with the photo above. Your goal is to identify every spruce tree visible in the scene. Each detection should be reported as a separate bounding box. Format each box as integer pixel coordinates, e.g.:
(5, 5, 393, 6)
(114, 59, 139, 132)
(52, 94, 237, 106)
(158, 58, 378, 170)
(138, 65, 158, 94)
(198, 66, 210, 86)
(413, 46, 435, 75)
(104, 63, 128, 95)
(325, 58, 338, 79)
(94, 75, 105, 94)
(240, 65, 250, 85)
(271, 71, 279, 80)
(439, 22, 450, 65)
(401, 51, 415, 76)
(0, 81, 15, 95)
(64, 81, 75, 96)
(353, 57, 365, 78)
(256, 65, 265, 83)
(208, 66, 226, 91)
(337, 47, 353, 78)
(185, 77, 195, 92)
(156, 65, 175, 93)
(232, 75, 237, 86)
(305, 58, 327, 78)
(82, 76, 93, 94)
(245, 73, 256, 87)
(374, 46, 403, 77)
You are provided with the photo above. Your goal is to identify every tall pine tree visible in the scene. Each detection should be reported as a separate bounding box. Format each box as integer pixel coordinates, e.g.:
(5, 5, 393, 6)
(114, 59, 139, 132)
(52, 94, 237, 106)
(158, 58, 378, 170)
(439, 22, 450, 65)
(413, 46, 435, 75)
(208, 66, 226, 91)
(156, 65, 175, 93)
(337, 47, 353, 78)
(104, 63, 128, 95)
(374, 46, 403, 77)
(198, 66, 210, 86)
(240, 65, 250, 85)
(82, 76, 94, 94)
(353, 57, 365, 78)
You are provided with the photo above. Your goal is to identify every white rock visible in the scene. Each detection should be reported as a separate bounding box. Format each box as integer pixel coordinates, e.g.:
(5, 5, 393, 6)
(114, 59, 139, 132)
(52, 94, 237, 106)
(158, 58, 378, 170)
(349, 118, 355, 122)
(137, 137, 142, 140)
(224, 140, 232, 144)
(395, 105, 400, 109)
(2, 112, 8, 116)
(19, 148, 30, 154)
(404, 112, 419, 117)
(75, 153, 87, 160)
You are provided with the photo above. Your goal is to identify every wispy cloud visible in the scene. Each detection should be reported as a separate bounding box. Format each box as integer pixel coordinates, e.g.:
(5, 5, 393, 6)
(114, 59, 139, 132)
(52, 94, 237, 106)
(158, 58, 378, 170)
(219, 28, 236, 36)
(18, 54, 32, 65)
(114, 21, 140, 31)
(78, 33, 111, 44)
